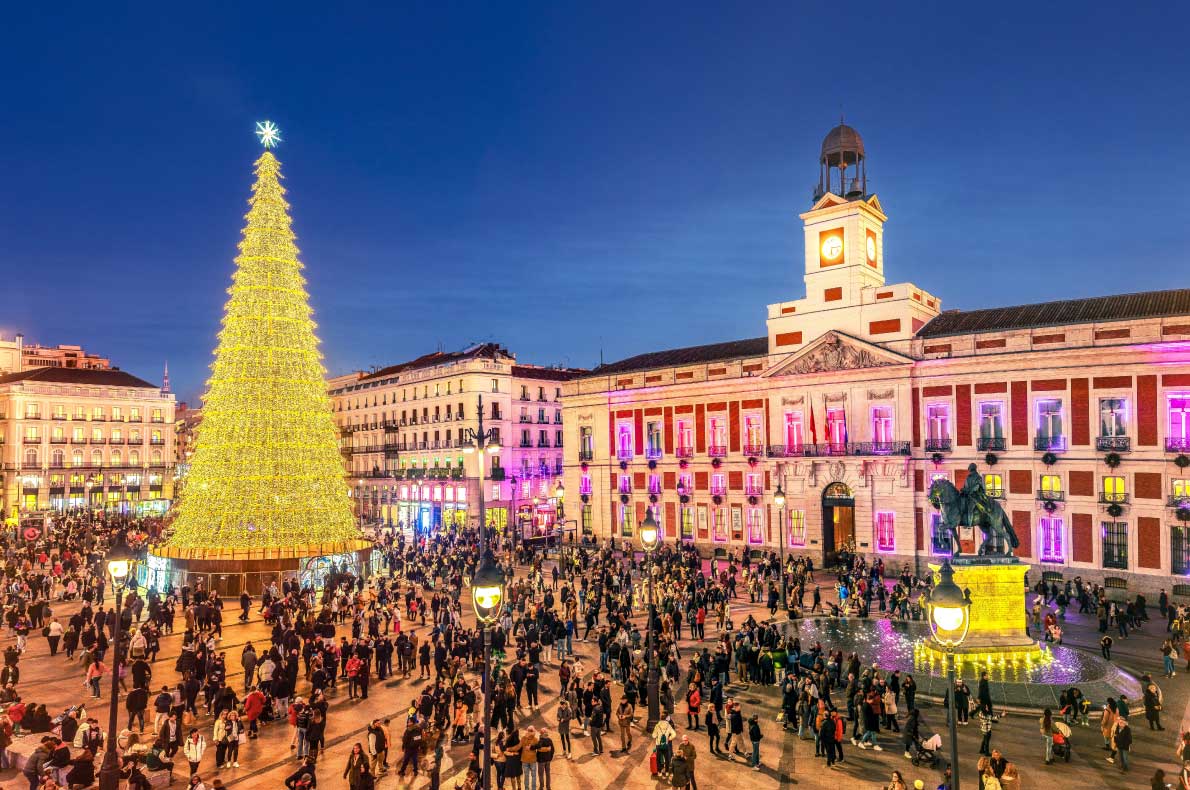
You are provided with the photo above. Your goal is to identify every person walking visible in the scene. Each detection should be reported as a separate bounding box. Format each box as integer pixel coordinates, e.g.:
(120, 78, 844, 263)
(616, 698, 634, 753)
(343, 742, 368, 789)
(1163, 640, 1177, 678)
(704, 706, 720, 755)
(1110, 717, 1132, 772)
(536, 728, 555, 790)
(183, 729, 206, 777)
(652, 715, 677, 777)
(978, 704, 997, 756)
(588, 701, 605, 755)
(1143, 682, 1165, 731)
(556, 700, 573, 759)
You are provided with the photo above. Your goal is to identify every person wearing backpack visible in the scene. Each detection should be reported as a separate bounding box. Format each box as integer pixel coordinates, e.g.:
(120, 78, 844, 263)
(293, 700, 312, 758)
(652, 715, 677, 777)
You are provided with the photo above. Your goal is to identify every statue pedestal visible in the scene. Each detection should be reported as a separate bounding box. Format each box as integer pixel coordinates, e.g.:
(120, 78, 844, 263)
(920, 558, 1046, 664)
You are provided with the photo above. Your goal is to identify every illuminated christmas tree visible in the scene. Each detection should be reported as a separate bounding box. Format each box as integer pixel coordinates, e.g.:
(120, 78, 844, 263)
(166, 124, 359, 552)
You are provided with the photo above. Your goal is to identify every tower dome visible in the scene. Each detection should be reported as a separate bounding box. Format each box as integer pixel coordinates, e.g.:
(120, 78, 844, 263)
(814, 119, 868, 202)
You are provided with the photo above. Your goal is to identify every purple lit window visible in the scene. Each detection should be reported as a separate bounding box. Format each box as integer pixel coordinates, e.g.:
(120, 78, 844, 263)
(712, 508, 727, 542)
(930, 512, 951, 555)
(1039, 516, 1063, 563)
(747, 508, 764, 544)
(618, 475, 632, 494)
(579, 474, 591, 495)
(1171, 396, 1190, 442)
(648, 474, 661, 495)
(875, 511, 895, 552)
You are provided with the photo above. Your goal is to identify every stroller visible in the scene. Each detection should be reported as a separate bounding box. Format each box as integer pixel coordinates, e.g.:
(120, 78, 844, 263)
(1051, 721, 1072, 762)
(909, 733, 944, 769)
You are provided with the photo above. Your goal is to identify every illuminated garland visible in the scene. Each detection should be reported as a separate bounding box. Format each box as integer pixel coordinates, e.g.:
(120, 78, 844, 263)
(166, 151, 359, 549)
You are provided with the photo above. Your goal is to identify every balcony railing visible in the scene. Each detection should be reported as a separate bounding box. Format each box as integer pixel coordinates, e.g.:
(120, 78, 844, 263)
(1096, 436, 1131, 452)
(519, 417, 532, 423)
(1038, 490, 1065, 502)
(1099, 492, 1129, 504)
(520, 441, 533, 449)
(708, 445, 728, 458)
(807, 442, 848, 457)
(977, 437, 1006, 452)
(645, 447, 663, 460)
(1034, 436, 1067, 452)
(22, 435, 42, 443)
(986, 487, 1005, 499)
(925, 438, 952, 453)
(675, 446, 694, 459)
(616, 449, 634, 461)
(709, 486, 727, 496)
(1167, 495, 1190, 508)
(150, 439, 165, 446)
(578, 449, 594, 462)
(742, 444, 765, 457)
(853, 441, 911, 456)
(744, 485, 763, 496)
(489, 468, 506, 481)
(49, 437, 67, 444)
(1167, 437, 1190, 453)
(89, 437, 107, 444)
(537, 440, 551, 448)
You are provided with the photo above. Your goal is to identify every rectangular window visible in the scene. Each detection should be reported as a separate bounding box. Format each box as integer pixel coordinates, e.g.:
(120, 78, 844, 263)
(712, 508, 727, 542)
(677, 472, 692, 498)
(784, 411, 804, 453)
(676, 420, 693, 455)
(978, 401, 1004, 449)
(1174, 478, 1190, 500)
(708, 416, 727, 453)
(1102, 521, 1128, 569)
(826, 408, 847, 448)
(743, 415, 764, 454)
(616, 423, 634, 460)
(25, 403, 41, 419)
(680, 506, 694, 539)
(1041, 474, 1063, 500)
(745, 472, 762, 496)
(788, 510, 806, 547)
(930, 512, 951, 555)
(579, 426, 593, 459)
(648, 474, 661, 495)
(581, 505, 593, 535)
(620, 505, 632, 538)
(926, 403, 950, 444)
(491, 379, 499, 393)
(490, 484, 501, 500)
(730, 506, 744, 542)
(1036, 398, 1065, 450)
(645, 421, 663, 459)
(746, 508, 764, 544)
(1099, 398, 1128, 437)
(1103, 475, 1126, 502)
(710, 473, 726, 496)
(1039, 516, 1064, 563)
(1172, 396, 1190, 448)
(1174, 527, 1190, 575)
(871, 406, 894, 444)
(875, 511, 895, 552)
(579, 473, 592, 496)
(619, 475, 632, 494)
(983, 473, 1003, 497)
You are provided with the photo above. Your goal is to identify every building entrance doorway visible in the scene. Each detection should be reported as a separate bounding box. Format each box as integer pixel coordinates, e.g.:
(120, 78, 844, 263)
(821, 481, 855, 568)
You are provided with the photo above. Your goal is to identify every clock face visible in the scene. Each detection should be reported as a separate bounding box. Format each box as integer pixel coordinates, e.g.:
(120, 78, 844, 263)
(866, 235, 877, 262)
(821, 236, 843, 260)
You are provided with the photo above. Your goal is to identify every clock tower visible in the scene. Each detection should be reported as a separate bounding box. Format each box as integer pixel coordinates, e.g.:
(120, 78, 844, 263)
(767, 122, 940, 353)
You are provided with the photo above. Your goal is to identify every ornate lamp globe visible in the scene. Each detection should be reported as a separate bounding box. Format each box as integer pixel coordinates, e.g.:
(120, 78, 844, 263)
(554, 482, 565, 499)
(485, 436, 501, 454)
(107, 559, 130, 583)
(640, 508, 659, 553)
(773, 484, 786, 509)
(927, 560, 972, 648)
(471, 552, 504, 624)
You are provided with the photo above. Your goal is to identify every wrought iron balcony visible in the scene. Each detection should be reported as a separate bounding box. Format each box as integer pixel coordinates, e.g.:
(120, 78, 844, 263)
(1034, 436, 1067, 452)
(520, 441, 533, 449)
(578, 449, 594, 462)
(977, 437, 1006, 452)
(1099, 491, 1129, 504)
(986, 487, 1005, 499)
(519, 416, 532, 423)
(745, 485, 763, 496)
(22, 435, 43, 443)
(925, 438, 952, 453)
(742, 444, 765, 457)
(645, 447, 663, 460)
(853, 441, 911, 456)
(488, 468, 506, 481)
(1037, 489, 1065, 502)
(616, 448, 634, 461)
(709, 485, 727, 496)
(675, 446, 695, 459)
(1168, 495, 1190, 508)
(805, 442, 848, 457)
(1167, 437, 1190, 453)
(1097, 436, 1131, 452)
(49, 437, 67, 444)
(537, 439, 551, 448)
(708, 445, 727, 458)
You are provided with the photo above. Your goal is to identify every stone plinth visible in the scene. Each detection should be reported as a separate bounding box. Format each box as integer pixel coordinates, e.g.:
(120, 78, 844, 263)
(922, 557, 1045, 663)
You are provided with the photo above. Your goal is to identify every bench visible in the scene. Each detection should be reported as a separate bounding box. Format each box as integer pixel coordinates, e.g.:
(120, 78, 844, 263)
(3, 737, 171, 787)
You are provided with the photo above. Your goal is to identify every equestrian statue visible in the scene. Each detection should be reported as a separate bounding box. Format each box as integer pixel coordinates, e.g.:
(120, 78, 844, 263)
(928, 463, 1020, 558)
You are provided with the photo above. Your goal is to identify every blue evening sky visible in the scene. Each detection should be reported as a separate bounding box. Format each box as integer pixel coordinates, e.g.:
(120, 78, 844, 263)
(2, 2, 1188, 403)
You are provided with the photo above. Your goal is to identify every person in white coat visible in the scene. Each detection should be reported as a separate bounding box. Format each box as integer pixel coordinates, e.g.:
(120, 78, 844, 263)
(183, 728, 206, 776)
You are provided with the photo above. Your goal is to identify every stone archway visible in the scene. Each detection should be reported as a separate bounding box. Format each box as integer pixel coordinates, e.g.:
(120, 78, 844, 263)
(822, 481, 855, 567)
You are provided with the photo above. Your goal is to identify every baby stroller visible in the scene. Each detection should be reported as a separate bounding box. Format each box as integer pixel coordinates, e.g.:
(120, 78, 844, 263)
(909, 733, 944, 769)
(1051, 721, 1072, 762)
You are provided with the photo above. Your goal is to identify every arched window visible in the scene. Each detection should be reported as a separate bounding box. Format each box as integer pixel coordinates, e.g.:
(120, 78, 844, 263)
(151, 450, 163, 465)
(129, 450, 140, 466)
(72, 450, 84, 468)
(24, 448, 39, 467)
(91, 450, 103, 466)
(51, 449, 64, 468)
(111, 450, 123, 467)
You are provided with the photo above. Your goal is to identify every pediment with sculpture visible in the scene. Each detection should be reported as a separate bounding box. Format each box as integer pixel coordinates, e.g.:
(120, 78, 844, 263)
(766, 331, 912, 377)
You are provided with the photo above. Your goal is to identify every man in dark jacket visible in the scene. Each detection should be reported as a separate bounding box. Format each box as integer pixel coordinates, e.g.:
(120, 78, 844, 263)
(126, 685, 150, 732)
(536, 729, 555, 790)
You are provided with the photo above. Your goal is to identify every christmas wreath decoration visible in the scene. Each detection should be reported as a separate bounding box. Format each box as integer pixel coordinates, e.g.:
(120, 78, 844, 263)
(712, 494, 723, 505)
(1175, 454, 1190, 469)
(619, 494, 629, 505)
(648, 459, 658, 470)
(984, 453, 998, 466)
(619, 460, 628, 471)
(1042, 452, 1058, 466)
(1104, 452, 1122, 468)
(1106, 502, 1124, 518)
(711, 457, 722, 468)
(1043, 499, 1058, 513)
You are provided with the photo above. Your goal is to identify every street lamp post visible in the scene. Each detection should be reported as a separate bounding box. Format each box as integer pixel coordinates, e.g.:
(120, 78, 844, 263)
(639, 509, 660, 733)
(98, 559, 131, 790)
(773, 482, 787, 613)
(926, 560, 972, 790)
(471, 555, 505, 790)
(462, 394, 502, 554)
(676, 481, 688, 547)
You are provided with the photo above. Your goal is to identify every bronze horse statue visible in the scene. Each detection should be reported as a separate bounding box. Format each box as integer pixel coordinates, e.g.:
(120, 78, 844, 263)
(928, 468, 1020, 557)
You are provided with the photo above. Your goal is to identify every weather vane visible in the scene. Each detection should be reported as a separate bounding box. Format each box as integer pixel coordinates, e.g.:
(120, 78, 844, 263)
(255, 120, 282, 149)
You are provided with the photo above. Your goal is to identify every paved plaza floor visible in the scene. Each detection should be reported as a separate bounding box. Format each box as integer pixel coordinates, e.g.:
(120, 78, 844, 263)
(0, 562, 1185, 789)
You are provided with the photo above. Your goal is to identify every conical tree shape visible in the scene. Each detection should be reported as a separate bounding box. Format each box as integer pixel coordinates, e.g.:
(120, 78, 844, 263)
(167, 151, 359, 550)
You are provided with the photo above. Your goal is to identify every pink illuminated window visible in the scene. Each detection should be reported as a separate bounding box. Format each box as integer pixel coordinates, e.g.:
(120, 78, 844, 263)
(709, 416, 727, 449)
(617, 424, 634, 460)
(787, 510, 806, 546)
(871, 406, 894, 443)
(619, 475, 632, 494)
(784, 411, 804, 452)
(677, 473, 692, 496)
(826, 408, 847, 446)
(1040, 516, 1064, 563)
(457, 485, 467, 501)
(926, 403, 950, 443)
(676, 420, 693, 454)
(712, 508, 727, 541)
(1171, 396, 1190, 442)
(743, 415, 764, 451)
(746, 508, 764, 544)
(521, 481, 531, 498)
(400, 485, 409, 499)
(875, 511, 895, 552)
(432, 486, 443, 502)
(579, 474, 592, 495)
(648, 474, 661, 495)
(420, 485, 430, 499)
(710, 473, 726, 496)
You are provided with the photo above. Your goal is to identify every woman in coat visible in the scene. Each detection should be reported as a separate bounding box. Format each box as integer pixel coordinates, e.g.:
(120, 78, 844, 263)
(503, 729, 523, 790)
(1100, 699, 1119, 750)
(183, 729, 206, 776)
(342, 742, 367, 789)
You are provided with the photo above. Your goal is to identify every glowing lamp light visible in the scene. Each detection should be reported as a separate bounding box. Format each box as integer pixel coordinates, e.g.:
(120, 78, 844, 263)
(471, 553, 504, 624)
(927, 560, 971, 649)
(554, 482, 565, 499)
(773, 484, 786, 509)
(107, 559, 130, 582)
(463, 440, 477, 455)
(640, 508, 659, 552)
(485, 437, 501, 454)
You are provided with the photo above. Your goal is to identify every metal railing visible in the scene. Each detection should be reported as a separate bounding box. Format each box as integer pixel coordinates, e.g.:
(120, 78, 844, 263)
(1038, 489, 1065, 501)
(977, 437, 1006, 451)
(1099, 492, 1129, 504)
(1167, 437, 1190, 453)
(1034, 436, 1067, 452)
(708, 445, 728, 458)
(1097, 436, 1131, 452)
(578, 449, 594, 462)
(742, 444, 765, 457)
(925, 438, 952, 453)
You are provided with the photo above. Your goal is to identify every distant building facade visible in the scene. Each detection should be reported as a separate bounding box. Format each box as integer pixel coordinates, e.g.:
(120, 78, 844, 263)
(0, 334, 113, 376)
(562, 123, 1190, 595)
(0, 366, 177, 518)
(329, 343, 581, 539)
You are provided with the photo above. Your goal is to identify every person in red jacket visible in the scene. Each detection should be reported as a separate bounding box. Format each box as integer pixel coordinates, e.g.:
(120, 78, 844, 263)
(685, 683, 701, 730)
(243, 686, 266, 739)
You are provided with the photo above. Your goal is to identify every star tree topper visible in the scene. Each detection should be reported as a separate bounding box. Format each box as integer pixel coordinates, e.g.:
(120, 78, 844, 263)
(255, 120, 282, 149)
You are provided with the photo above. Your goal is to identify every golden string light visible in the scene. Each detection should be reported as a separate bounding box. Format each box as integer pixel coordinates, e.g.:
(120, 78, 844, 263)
(166, 150, 359, 550)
